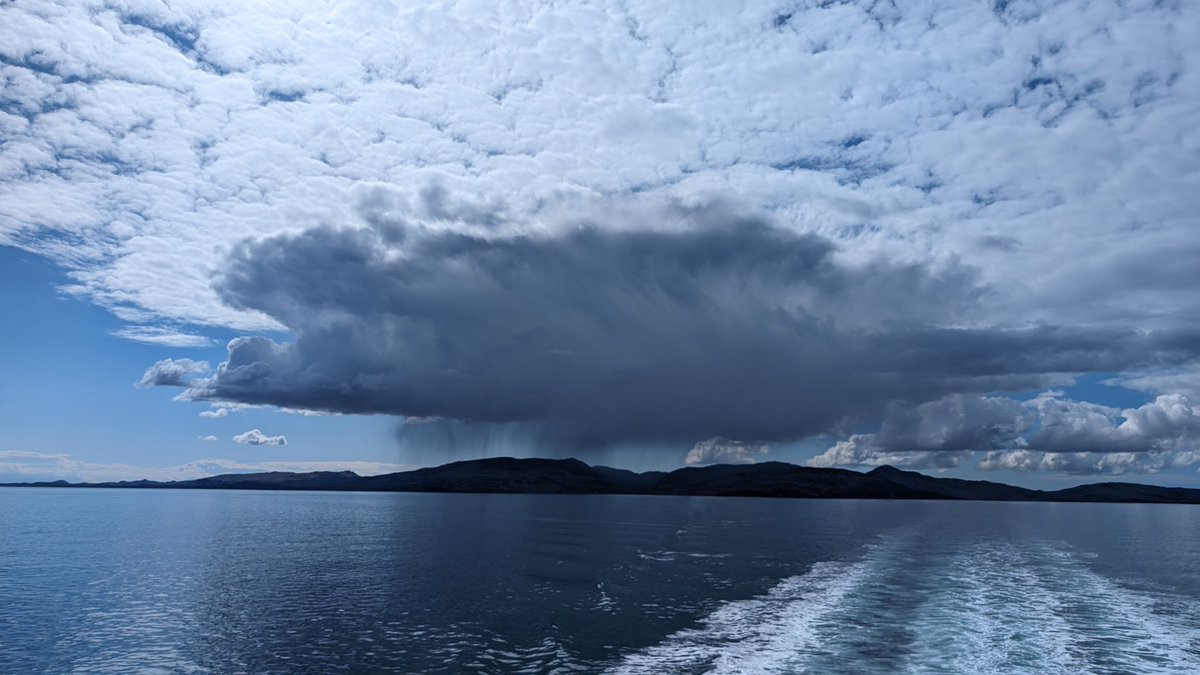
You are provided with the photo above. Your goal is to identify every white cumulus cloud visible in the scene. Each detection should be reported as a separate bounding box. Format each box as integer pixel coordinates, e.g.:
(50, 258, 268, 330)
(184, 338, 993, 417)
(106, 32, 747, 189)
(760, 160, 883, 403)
(232, 429, 286, 446)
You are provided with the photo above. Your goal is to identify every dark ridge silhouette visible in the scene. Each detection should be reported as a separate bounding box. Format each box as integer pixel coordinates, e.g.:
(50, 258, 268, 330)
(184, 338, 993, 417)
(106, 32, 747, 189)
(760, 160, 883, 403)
(4, 457, 1199, 504)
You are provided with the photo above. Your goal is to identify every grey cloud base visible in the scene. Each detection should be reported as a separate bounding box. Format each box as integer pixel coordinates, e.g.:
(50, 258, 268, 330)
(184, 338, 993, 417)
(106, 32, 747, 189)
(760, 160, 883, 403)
(165, 207, 1200, 456)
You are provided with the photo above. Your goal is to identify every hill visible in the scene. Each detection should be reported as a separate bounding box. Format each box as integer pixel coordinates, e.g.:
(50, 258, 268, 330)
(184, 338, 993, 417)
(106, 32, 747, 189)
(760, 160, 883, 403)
(5, 458, 1199, 504)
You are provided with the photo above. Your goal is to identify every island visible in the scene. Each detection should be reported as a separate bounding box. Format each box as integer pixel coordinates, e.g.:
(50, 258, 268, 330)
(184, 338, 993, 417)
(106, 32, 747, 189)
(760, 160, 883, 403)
(4, 458, 1200, 504)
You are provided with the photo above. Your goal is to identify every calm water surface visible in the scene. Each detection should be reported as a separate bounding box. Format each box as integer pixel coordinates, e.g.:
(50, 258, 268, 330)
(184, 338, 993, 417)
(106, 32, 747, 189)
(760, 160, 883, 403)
(1, 488, 1198, 673)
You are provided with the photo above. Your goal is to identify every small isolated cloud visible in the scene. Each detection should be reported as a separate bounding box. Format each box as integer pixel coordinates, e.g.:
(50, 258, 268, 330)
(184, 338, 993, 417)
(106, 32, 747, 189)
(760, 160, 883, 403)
(138, 358, 210, 387)
(199, 405, 232, 418)
(232, 429, 287, 446)
(685, 437, 769, 466)
(199, 435, 218, 442)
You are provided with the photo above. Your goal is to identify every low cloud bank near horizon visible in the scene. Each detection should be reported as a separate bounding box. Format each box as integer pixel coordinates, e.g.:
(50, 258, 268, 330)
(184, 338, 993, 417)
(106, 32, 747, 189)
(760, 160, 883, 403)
(810, 391, 1200, 474)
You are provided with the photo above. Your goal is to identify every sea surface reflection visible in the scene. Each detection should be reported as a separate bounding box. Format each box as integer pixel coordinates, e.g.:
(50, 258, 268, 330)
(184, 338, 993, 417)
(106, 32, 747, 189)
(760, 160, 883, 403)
(2, 489, 1198, 673)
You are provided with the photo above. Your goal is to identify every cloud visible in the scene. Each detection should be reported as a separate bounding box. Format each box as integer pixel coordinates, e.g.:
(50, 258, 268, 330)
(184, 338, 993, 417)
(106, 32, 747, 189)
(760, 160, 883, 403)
(232, 429, 286, 446)
(110, 326, 214, 348)
(4, 1, 1199, 475)
(198, 403, 250, 419)
(809, 394, 1032, 468)
(199, 435, 217, 442)
(810, 447, 973, 471)
(137, 358, 210, 387)
(146, 206, 1199, 451)
(978, 449, 1200, 476)
(1026, 392, 1200, 454)
(0, 451, 410, 482)
(685, 437, 769, 466)
(1, 0, 1196, 349)
(1107, 367, 1200, 403)
(813, 391, 1200, 472)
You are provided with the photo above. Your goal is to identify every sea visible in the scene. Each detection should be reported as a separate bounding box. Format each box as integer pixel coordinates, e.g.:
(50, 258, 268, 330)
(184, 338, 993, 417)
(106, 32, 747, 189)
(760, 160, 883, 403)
(1, 488, 1198, 673)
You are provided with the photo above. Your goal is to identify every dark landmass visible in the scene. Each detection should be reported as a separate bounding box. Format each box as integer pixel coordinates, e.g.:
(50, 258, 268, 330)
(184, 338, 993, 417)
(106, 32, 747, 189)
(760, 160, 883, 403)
(4, 458, 1200, 504)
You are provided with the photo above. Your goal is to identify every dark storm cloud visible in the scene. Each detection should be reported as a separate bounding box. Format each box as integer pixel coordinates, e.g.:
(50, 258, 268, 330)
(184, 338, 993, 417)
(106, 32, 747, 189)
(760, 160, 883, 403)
(170, 205, 1200, 450)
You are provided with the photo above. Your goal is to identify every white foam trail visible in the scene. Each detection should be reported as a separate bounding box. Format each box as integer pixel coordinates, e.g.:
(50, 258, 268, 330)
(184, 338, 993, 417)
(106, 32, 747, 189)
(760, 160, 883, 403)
(910, 541, 1200, 674)
(901, 541, 1083, 674)
(1019, 543, 1200, 674)
(608, 539, 902, 674)
(638, 551, 733, 562)
(608, 537, 1200, 675)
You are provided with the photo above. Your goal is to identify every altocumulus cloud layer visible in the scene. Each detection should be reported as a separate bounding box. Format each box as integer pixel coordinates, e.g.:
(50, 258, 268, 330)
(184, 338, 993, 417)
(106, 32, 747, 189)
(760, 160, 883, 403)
(4, 0, 1200, 473)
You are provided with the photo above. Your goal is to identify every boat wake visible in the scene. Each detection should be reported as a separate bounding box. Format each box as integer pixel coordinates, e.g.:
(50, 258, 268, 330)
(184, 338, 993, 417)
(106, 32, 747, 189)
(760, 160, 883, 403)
(608, 533, 1200, 674)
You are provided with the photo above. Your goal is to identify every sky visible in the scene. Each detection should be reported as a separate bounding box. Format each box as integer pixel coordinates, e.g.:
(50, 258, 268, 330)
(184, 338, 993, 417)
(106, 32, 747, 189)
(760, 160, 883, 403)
(1, 0, 1198, 488)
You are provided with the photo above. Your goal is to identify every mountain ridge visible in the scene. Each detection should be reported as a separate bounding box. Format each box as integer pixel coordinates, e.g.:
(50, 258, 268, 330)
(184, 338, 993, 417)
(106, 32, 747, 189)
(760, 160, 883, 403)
(4, 457, 1199, 504)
